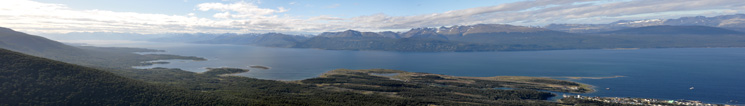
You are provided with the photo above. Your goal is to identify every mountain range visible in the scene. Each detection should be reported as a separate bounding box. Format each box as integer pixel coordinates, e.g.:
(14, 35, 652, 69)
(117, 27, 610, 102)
(193, 33, 308, 47)
(23, 14, 745, 52)
(183, 23, 745, 52)
(33, 14, 744, 40)
(600, 25, 744, 35)
(545, 14, 745, 33)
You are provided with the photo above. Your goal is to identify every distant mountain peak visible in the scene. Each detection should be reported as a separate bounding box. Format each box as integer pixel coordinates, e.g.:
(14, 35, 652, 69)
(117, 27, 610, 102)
(463, 24, 549, 34)
(546, 14, 745, 33)
(342, 29, 362, 34)
(405, 24, 552, 37)
(0, 27, 13, 31)
(601, 25, 744, 35)
(318, 30, 359, 37)
(611, 19, 665, 26)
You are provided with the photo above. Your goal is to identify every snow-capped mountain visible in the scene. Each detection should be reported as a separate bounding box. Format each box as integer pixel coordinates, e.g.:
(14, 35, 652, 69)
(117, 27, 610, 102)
(545, 14, 745, 33)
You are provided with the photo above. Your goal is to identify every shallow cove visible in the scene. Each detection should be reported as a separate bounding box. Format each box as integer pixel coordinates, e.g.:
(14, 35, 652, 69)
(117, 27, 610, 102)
(68, 40, 745, 105)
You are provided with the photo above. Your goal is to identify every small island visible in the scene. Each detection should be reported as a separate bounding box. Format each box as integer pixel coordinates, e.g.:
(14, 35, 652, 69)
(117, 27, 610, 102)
(558, 75, 626, 80)
(142, 54, 207, 61)
(249, 65, 271, 70)
(201, 67, 250, 76)
(141, 61, 170, 65)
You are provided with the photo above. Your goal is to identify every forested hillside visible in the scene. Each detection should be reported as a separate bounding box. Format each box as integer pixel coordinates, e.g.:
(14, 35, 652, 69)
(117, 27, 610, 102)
(0, 48, 244, 105)
(0, 27, 205, 68)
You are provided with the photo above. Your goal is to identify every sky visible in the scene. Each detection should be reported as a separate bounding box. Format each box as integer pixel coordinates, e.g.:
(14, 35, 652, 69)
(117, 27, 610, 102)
(0, 0, 744, 34)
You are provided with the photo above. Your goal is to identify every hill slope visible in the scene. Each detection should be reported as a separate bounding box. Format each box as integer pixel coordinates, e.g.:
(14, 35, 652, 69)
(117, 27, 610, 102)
(0, 27, 205, 68)
(0, 27, 86, 57)
(0, 48, 242, 105)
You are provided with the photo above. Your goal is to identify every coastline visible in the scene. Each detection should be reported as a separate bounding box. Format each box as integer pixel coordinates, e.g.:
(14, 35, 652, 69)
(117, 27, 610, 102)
(555, 75, 626, 80)
(313, 69, 595, 94)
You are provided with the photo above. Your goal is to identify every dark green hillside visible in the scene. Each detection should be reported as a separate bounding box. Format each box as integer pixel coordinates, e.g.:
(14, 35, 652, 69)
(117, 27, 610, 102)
(74, 46, 206, 68)
(201, 67, 249, 76)
(601, 25, 744, 35)
(0, 27, 205, 68)
(0, 27, 87, 57)
(0, 48, 244, 105)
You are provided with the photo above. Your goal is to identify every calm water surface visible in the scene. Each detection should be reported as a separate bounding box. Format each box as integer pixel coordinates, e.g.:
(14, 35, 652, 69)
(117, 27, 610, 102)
(69, 40, 745, 105)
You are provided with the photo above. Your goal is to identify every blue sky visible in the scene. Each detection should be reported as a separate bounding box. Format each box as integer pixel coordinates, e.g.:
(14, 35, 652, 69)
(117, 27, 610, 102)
(1, 0, 744, 34)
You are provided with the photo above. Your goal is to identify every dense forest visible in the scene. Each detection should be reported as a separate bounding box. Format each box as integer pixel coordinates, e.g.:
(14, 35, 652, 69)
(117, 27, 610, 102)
(0, 49, 246, 105)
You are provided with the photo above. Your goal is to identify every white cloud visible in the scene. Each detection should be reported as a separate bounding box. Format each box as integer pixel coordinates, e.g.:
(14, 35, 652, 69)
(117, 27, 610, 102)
(0, 0, 241, 34)
(0, 0, 744, 34)
(196, 1, 287, 18)
(341, 0, 745, 29)
(309, 15, 344, 21)
(212, 12, 232, 18)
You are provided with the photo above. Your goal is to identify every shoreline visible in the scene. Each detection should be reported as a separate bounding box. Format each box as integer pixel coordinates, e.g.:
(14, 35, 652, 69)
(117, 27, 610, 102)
(554, 75, 626, 80)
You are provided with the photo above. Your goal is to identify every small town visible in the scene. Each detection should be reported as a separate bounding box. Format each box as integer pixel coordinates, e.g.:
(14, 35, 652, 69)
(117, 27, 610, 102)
(562, 95, 739, 106)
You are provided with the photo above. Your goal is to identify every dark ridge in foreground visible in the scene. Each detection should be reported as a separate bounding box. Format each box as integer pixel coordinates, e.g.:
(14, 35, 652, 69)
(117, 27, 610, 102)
(0, 48, 240, 105)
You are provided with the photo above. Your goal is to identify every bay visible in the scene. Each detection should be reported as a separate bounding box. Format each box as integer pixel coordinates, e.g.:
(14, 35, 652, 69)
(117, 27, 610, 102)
(67, 40, 745, 105)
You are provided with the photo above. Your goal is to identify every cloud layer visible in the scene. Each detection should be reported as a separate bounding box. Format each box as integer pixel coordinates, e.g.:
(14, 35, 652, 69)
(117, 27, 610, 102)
(0, 0, 743, 34)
